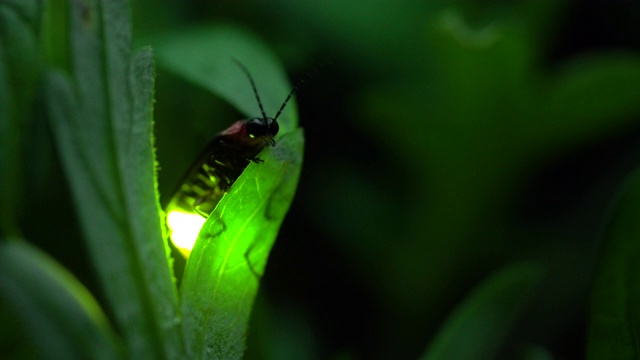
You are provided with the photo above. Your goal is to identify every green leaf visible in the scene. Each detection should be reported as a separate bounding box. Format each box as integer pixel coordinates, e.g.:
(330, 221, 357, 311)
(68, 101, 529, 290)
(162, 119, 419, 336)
(180, 129, 304, 359)
(0, 0, 43, 236)
(537, 54, 640, 150)
(153, 24, 299, 131)
(421, 263, 545, 360)
(0, 240, 122, 360)
(46, 1, 182, 358)
(588, 169, 640, 360)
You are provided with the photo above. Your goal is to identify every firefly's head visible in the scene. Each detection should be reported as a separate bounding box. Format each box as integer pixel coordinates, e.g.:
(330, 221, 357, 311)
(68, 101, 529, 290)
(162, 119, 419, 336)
(246, 117, 279, 146)
(234, 58, 296, 148)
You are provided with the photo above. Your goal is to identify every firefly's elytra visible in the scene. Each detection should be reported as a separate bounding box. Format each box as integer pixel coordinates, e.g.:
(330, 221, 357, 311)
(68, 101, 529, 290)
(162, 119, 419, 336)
(165, 60, 296, 255)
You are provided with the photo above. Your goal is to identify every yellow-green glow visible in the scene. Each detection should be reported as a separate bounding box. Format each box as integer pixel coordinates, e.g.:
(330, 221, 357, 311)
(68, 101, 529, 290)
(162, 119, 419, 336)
(166, 210, 206, 257)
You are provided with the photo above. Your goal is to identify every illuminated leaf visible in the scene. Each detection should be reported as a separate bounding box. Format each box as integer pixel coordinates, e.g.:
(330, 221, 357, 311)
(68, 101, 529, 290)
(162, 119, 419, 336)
(180, 129, 304, 359)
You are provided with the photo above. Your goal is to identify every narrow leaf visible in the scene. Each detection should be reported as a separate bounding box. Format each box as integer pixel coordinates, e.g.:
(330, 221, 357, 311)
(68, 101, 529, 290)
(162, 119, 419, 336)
(126, 47, 183, 352)
(588, 169, 640, 360)
(46, 1, 182, 358)
(0, 240, 122, 360)
(421, 263, 545, 360)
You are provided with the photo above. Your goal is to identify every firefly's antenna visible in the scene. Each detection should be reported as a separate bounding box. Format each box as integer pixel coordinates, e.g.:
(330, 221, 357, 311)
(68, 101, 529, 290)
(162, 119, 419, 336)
(233, 58, 300, 122)
(233, 59, 268, 120)
(273, 85, 297, 122)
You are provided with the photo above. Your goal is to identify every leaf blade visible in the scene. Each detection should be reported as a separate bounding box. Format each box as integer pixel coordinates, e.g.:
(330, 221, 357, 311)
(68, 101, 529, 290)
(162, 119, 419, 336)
(124, 46, 185, 359)
(421, 263, 545, 360)
(0, 240, 122, 360)
(47, 1, 182, 358)
(588, 169, 640, 360)
(180, 129, 304, 359)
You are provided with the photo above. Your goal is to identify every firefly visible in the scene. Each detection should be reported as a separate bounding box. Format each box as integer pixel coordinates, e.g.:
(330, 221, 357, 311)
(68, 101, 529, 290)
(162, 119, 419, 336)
(165, 60, 296, 256)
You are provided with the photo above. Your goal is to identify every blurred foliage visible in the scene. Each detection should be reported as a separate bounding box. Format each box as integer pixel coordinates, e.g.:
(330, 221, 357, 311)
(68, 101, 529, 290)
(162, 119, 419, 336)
(421, 263, 545, 359)
(2, 0, 640, 359)
(0, 0, 44, 238)
(0, 240, 122, 359)
(588, 168, 640, 360)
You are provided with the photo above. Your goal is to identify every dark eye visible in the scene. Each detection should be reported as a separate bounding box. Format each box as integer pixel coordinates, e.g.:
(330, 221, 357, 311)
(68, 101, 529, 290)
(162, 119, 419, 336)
(246, 118, 268, 139)
(246, 117, 279, 139)
(269, 119, 279, 136)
